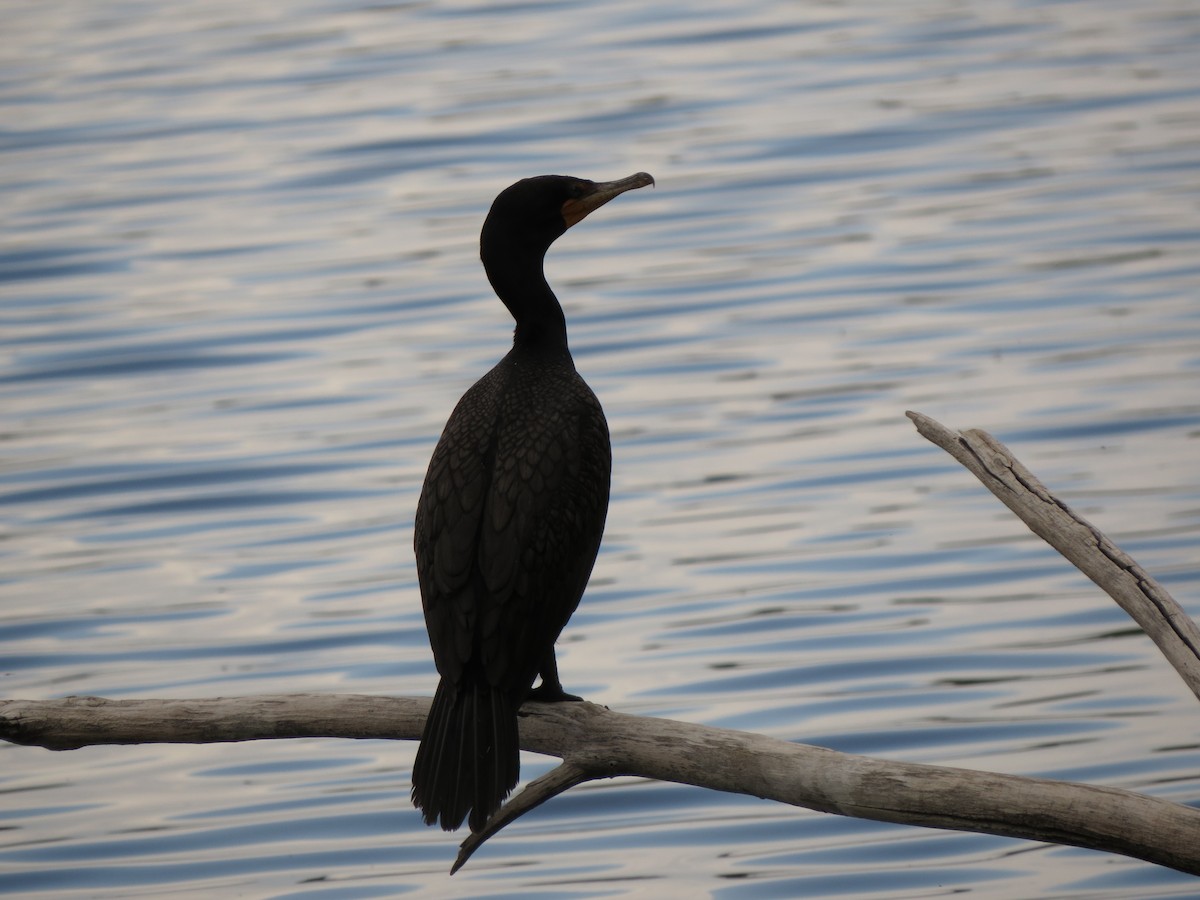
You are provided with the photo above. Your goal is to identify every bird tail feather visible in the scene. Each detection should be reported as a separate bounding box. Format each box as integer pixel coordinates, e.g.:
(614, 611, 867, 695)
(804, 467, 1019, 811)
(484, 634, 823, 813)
(411, 680, 519, 832)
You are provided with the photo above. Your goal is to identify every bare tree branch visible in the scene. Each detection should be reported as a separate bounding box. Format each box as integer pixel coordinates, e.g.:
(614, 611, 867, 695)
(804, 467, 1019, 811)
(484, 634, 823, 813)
(453, 758, 593, 874)
(0, 693, 426, 750)
(3, 412, 1198, 877)
(907, 410, 1200, 699)
(2, 694, 1199, 875)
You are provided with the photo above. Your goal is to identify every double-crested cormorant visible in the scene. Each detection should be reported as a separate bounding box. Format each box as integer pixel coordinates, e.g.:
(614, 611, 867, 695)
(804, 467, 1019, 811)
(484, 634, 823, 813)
(411, 172, 654, 832)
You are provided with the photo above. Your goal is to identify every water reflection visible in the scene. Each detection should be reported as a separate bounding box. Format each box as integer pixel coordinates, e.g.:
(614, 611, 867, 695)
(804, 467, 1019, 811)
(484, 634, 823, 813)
(3, 0, 1200, 897)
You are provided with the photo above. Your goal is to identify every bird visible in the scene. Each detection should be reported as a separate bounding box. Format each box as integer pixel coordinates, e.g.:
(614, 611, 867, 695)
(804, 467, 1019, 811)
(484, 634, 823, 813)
(410, 172, 654, 833)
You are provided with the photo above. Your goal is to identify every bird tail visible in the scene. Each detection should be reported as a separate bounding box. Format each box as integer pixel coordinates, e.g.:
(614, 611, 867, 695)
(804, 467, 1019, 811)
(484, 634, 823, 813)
(411, 680, 520, 832)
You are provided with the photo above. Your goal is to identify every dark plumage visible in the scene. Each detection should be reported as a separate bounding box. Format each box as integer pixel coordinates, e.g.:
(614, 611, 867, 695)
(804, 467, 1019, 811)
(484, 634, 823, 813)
(411, 172, 654, 832)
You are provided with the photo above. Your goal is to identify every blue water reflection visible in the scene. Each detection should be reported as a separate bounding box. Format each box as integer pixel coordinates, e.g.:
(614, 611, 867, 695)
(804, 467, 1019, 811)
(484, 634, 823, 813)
(3, 0, 1199, 897)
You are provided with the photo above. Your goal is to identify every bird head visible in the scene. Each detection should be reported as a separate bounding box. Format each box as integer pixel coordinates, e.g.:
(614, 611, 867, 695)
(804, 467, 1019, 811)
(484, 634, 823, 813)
(481, 172, 654, 258)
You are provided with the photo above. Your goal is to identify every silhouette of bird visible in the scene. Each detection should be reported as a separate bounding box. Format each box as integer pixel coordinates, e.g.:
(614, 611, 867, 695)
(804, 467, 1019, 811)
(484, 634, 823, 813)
(411, 172, 654, 832)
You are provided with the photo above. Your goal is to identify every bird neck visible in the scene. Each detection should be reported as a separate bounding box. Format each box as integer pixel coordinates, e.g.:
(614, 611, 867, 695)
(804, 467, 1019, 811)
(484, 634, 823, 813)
(482, 242, 570, 354)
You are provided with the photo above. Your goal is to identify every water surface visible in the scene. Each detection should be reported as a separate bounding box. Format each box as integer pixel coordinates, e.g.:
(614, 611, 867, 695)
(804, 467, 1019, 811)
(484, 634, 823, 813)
(2, 0, 1199, 897)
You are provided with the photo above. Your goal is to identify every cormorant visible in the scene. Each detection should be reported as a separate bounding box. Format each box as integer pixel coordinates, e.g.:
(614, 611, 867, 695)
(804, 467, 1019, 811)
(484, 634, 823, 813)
(411, 172, 654, 832)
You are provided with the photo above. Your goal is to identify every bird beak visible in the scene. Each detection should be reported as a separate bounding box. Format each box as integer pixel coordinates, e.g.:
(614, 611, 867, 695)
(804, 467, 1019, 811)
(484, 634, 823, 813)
(561, 172, 654, 228)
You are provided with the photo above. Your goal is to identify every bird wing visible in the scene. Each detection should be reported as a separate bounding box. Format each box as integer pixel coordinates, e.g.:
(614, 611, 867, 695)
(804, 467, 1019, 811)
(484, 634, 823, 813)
(476, 371, 611, 691)
(414, 372, 498, 686)
(415, 363, 610, 696)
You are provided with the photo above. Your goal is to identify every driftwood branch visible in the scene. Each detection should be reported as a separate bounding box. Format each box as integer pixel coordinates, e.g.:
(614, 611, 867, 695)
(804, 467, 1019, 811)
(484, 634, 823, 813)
(3, 412, 1198, 876)
(0, 693, 427, 751)
(2, 693, 1198, 875)
(907, 411, 1200, 700)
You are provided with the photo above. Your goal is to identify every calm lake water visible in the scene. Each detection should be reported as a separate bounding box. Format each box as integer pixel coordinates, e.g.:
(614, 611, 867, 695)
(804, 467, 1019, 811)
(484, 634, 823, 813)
(3, 0, 1199, 897)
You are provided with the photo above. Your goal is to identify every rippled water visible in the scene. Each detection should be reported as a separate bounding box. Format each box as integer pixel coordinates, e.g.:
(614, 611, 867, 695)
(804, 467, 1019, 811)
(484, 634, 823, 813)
(3, 0, 1200, 897)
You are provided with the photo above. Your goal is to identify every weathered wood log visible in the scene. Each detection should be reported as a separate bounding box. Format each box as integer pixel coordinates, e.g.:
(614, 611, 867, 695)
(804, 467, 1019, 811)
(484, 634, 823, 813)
(2, 693, 1198, 875)
(3, 413, 1197, 876)
(0, 693, 424, 751)
(907, 411, 1200, 699)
